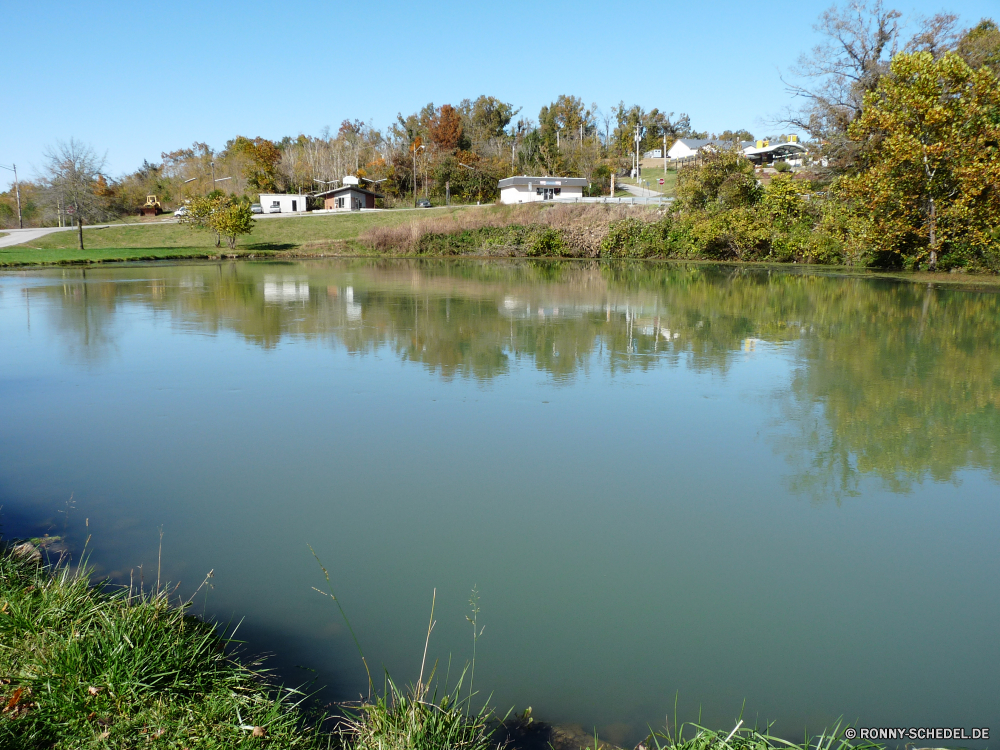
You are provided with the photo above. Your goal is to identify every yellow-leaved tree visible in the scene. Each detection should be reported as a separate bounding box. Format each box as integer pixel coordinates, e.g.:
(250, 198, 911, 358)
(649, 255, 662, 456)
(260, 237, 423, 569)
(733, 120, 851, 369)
(839, 51, 1000, 270)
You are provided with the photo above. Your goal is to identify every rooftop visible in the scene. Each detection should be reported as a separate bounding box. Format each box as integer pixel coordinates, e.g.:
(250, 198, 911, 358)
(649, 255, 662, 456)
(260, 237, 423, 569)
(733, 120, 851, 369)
(498, 176, 589, 188)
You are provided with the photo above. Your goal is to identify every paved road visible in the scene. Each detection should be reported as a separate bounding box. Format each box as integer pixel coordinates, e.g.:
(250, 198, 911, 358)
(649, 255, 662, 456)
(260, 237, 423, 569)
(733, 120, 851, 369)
(0, 226, 76, 248)
(619, 181, 662, 198)
(0, 221, 176, 248)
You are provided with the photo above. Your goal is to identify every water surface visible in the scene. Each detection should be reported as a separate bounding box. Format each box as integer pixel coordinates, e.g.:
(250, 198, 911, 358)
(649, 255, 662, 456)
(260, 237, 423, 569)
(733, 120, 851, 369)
(1, 260, 998, 744)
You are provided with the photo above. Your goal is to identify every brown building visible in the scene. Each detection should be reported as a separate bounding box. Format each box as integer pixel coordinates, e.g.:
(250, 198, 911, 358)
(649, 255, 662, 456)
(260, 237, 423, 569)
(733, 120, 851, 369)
(323, 185, 381, 211)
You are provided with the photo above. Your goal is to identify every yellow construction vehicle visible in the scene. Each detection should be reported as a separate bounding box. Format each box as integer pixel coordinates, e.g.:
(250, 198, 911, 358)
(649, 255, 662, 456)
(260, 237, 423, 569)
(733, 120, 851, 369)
(140, 195, 162, 217)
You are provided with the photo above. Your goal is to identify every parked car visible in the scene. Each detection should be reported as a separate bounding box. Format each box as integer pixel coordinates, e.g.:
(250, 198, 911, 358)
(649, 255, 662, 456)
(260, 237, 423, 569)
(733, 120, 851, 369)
(173, 206, 188, 217)
(251, 203, 263, 214)
(416, 198, 432, 208)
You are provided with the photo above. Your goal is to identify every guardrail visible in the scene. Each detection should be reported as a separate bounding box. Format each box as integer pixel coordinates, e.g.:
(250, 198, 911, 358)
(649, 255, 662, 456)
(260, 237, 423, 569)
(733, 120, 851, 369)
(551, 196, 674, 206)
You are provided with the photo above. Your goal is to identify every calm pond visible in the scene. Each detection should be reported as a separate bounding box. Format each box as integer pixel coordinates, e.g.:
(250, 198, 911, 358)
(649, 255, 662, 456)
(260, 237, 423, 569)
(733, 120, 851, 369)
(1, 259, 998, 744)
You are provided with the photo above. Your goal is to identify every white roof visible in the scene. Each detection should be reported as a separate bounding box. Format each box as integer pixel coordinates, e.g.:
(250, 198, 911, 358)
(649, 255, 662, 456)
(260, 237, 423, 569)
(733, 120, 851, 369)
(743, 142, 807, 156)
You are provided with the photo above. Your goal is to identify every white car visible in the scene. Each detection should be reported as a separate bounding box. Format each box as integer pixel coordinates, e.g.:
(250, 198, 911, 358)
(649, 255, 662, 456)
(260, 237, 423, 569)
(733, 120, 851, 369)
(174, 206, 189, 217)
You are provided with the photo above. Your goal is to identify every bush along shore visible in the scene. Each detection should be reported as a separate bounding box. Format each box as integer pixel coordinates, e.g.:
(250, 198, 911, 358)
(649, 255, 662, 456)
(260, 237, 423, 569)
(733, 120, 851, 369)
(1, 539, 888, 750)
(350, 172, 999, 273)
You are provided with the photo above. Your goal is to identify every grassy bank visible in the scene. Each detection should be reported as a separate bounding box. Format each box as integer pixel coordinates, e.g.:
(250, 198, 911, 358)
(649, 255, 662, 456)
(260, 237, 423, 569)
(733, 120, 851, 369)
(0, 207, 478, 267)
(0, 540, 888, 750)
(0, 541, 331, 748)
(6, 198, 996, 285)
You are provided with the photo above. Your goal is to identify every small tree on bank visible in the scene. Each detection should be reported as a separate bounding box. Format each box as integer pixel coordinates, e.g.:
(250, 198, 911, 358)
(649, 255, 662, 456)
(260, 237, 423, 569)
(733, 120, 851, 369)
(42, 139, 109, 250)
(213, 200, 254, 250)
(179, 194, 225, 247)
(180, 195, 254, 251)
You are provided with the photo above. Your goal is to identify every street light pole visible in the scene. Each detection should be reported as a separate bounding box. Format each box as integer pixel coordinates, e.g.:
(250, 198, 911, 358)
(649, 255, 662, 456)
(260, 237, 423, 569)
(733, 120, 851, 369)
(412, 144, 424, 207)
(0, 163, 22, 228)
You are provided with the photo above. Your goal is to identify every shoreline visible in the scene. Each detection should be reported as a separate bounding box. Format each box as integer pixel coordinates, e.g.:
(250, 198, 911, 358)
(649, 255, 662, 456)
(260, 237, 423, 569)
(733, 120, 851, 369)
(1, 539, 894, 750)
(4, 246, 1000, 291)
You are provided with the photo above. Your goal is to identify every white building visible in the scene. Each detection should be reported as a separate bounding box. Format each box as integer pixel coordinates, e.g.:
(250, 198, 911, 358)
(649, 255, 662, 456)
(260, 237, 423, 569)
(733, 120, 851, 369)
(498, 176, 588, 204)
(742, 140, 808, 166)
(258, 194, 308, 214)
(667, 139, 755, 161)
(667, 137, 808, 166)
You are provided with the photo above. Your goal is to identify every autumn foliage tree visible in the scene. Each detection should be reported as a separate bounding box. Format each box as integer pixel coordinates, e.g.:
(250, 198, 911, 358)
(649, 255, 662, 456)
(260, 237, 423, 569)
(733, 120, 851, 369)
(226, 136, 282, 192)
(839, 51, 1000, 270)
(428, 105, 464, 151)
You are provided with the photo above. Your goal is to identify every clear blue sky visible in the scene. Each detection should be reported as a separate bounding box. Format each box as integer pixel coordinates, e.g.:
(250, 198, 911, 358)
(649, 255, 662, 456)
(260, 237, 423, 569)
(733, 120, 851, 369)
(3, 0, 996, 180)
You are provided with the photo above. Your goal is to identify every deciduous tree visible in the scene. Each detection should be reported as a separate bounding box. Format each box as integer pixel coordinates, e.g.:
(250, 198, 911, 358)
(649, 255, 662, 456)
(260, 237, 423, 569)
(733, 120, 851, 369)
(428, 105, 464, 151)
(42, 138, 109, 250)
(225, 136, 281, 192)
(212, 200, 255, 250)
(839, 51, 1000, 270)
(957, 19, 1000, 74)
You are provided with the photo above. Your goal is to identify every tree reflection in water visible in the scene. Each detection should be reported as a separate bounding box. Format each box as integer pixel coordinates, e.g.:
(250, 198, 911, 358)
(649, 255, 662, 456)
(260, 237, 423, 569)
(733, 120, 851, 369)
(31, 259, 1000, 497)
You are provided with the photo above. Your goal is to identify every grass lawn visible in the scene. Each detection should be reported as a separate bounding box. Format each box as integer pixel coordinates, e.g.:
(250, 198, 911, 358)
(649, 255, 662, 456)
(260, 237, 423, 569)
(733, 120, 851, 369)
(0, 207, 485, 266)
(621, 166, 678, 195)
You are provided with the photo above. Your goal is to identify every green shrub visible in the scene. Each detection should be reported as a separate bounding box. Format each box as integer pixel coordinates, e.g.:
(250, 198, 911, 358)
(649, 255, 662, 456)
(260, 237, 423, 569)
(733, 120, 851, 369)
(526, 227, 567, 256)
(773, 160, 791, 172)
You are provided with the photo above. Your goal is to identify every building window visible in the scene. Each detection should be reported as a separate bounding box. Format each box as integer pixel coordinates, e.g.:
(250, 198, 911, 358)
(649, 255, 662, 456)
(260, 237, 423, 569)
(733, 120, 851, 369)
(335, 197, 345, 209)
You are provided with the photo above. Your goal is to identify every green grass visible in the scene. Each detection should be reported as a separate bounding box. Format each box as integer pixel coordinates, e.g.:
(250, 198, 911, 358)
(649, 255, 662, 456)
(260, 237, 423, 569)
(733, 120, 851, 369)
(0, 540, 507, 750)
(621, 166, 678, 195)
(642, 716, 882, 750)
(0, 540, 331, 748)
(0, 207, 489, 266)
(0, 246, 237, 266)
(0, 539, 892, 750)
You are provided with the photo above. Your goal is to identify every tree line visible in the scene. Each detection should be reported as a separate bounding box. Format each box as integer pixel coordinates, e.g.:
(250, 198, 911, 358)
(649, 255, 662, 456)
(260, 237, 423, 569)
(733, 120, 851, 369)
(0, 95, 716, 231)
(1, 2, 997, 269)
(661, 5, 999, 271)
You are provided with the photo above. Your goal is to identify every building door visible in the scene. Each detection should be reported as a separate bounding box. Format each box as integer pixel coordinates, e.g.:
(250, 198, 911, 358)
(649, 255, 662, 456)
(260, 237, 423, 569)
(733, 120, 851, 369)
(292, 200, 297, 212)
(543, 188, 554, 200)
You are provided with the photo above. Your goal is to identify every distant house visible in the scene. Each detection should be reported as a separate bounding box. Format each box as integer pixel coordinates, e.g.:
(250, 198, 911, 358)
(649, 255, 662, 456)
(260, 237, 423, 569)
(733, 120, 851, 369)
(743, 139, 808, 166)
(322, 185, 380, 211)
(667, 139, 755, 161)
(258, 193, 307, 214)
(667, 136, 808, 167)
(643, 149, 663, 159)
(498, 176, 588, 204)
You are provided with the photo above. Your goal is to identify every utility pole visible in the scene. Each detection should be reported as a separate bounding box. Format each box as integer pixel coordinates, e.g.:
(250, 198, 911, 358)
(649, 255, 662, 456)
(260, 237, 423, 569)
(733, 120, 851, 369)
(634, 124, 641, 179)
(77, 203, 83, 250)
(0, 163, 22, 228)
(211, 161, 216, 192)
(664, 133, 667, 175)
(412, 143, 424, 207)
